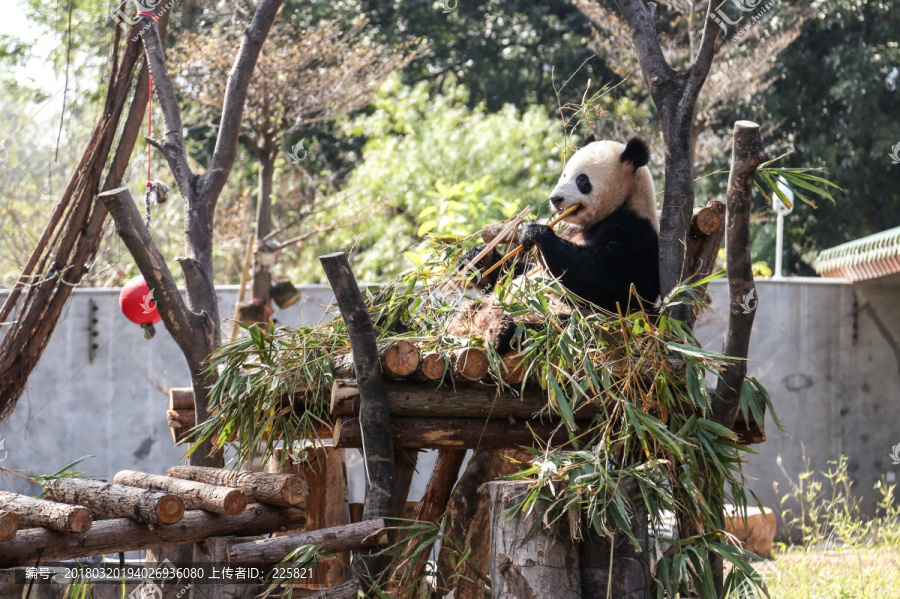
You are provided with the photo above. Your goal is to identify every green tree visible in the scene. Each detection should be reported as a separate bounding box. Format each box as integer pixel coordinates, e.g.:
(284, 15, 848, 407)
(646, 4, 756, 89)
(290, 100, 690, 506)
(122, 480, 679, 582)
(288, 76, 565, 282)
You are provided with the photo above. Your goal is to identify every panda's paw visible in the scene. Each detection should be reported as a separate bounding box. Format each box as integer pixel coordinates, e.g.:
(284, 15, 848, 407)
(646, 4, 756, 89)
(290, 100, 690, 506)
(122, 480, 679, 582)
(458, 244, 498, 292)
(517, 222, 552, 250)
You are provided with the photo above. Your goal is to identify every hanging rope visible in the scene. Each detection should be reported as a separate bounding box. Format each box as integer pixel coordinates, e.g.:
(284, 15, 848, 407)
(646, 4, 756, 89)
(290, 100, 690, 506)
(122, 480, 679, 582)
(144, 70, 154, 227)
(137, 10, 167, 229)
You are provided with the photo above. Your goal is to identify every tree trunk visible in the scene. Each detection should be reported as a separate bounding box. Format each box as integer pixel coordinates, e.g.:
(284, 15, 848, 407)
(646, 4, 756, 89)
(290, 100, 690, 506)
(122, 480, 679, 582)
(0, 491, 92, 533)
(251, 146, 275, 305)
(112, 470, 247, 515)
(488, 481, 582, 599)
(164, 466, 308, 507)
(0, 503, 305, 566)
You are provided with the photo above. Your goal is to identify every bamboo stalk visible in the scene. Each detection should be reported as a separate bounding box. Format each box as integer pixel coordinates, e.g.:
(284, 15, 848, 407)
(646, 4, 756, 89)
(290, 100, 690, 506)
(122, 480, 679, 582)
(481, 204, 580, 279)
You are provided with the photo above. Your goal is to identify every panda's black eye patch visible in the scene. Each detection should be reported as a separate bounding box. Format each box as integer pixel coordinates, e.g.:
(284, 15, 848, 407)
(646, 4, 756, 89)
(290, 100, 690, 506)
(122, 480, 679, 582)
(575, 174, 592, 194)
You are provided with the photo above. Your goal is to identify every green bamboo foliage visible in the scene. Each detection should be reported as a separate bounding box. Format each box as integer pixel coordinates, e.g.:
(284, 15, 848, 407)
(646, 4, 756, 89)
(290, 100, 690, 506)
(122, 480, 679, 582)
(195, 235, 782, 597)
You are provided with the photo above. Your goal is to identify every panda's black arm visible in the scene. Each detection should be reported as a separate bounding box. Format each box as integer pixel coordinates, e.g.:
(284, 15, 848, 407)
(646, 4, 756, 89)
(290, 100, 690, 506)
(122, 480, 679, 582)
(519, 223, 629, 310)
(518, 224, 610, 294)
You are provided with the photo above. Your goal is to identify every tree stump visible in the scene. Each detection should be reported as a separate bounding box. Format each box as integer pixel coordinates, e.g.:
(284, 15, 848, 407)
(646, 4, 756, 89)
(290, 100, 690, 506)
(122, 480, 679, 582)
(487, 480, 582, 599)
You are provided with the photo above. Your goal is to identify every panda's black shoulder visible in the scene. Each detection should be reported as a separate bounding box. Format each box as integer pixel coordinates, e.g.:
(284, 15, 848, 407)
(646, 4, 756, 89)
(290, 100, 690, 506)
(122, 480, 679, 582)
(582, 206, 659, 247)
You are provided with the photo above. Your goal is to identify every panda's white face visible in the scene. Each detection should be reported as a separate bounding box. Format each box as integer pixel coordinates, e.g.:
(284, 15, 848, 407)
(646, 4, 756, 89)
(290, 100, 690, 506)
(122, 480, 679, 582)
(548, 140, 659, 232)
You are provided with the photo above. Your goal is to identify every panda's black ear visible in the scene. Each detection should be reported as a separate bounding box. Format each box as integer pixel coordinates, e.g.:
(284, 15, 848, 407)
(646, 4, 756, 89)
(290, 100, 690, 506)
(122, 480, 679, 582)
(620, 137, 650, 172)
(584, 134, 596, 145)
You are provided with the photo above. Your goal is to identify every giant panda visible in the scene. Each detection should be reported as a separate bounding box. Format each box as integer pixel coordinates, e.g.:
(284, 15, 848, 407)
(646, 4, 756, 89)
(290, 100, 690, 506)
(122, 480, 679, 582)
(447, 137, 660, 353)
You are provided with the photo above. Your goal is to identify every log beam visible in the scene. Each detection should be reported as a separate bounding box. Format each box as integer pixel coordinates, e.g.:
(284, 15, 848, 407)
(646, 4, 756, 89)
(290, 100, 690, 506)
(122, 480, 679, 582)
(0, 491, 92, 533)
(450, 348, 489, 381)
(228, 519, 389, 563)
(164, 466, 308, 507)
(334, 416, 589, 450)
(330, 379, 601, 421)
(112, 470, 248, 515)
(0, 504, 306, 566)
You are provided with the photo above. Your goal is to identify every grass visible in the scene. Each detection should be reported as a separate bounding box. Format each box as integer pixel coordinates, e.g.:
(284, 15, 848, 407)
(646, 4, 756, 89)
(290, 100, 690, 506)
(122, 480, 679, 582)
(738, 456, 900, 598)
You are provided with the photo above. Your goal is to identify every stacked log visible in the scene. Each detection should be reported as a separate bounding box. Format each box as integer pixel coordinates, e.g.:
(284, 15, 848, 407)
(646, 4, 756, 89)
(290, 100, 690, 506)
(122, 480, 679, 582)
(0, 491, 92, 533)
(228, 519, 389, 563)
(112, 470, 248, 515)
(0, 511, 17, 541)
(44, 478, 184, 526)
(164, 465, 308, 507)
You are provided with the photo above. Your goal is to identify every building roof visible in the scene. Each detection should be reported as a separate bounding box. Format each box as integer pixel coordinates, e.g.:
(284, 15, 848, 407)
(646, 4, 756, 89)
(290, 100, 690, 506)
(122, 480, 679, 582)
(814, 226, 900, 281)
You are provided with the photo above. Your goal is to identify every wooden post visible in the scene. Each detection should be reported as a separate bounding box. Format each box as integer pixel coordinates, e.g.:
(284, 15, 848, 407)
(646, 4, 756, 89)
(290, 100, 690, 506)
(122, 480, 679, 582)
(0, 491, 92, 533)
(487, 481, 582, 599)
(0, 504, 306, 566)
(390, 449, 466, 593)
(713, 121, 766, 428)
(44, 478, 184, 526)
(272, 445, 351, 588)
(164, 466, 308, 507)
(319, 252, 395, 590)
(193, 537, 260, 599)
(112, 470, 248, 515)
(147, 546, 194, 599)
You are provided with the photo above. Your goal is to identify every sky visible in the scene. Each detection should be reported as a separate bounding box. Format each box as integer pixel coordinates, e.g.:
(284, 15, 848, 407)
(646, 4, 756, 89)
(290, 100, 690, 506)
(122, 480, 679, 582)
(0, 0, 73, 130)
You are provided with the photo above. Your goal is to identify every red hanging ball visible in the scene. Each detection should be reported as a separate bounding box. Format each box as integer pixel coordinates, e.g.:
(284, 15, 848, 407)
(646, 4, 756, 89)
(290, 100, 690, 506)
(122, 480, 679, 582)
(119, 276, 162, 326)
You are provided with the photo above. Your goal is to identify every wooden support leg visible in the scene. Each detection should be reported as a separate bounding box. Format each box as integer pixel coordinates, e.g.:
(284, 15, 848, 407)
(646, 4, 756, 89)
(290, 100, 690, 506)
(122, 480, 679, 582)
(192, 538, 260, 599)
(147, 546, 193, 599)
(393, 448, 419, 520)
(267, 444, 351, 588)
(389, 449, 466, 596)
(436, 449, 530, 599)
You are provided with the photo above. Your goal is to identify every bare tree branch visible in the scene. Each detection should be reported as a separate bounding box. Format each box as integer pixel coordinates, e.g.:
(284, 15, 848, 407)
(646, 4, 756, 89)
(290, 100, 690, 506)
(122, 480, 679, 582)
(203, 0, 283, 206)
(139, 18, 195, 199)
(683, 0, 720, 109)
(614, 0, 675, 91)
(713, 121, 766, 427)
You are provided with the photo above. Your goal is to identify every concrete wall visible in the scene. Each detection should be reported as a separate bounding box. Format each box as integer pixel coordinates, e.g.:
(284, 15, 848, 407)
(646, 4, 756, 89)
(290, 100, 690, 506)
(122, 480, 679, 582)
(696, 277, 900, 526)
(0, 285, 340, 496)
(2, 278, 899, 530)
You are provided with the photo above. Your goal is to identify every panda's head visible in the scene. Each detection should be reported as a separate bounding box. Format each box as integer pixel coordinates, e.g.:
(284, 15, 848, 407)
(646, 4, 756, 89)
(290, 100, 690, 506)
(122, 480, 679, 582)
(548, 137, 659, 233)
